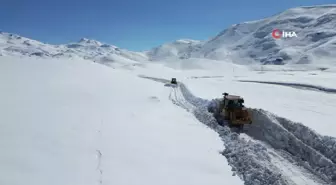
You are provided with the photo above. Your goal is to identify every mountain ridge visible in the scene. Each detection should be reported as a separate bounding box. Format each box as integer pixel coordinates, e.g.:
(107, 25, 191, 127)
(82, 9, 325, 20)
(1, 4, 336, 66)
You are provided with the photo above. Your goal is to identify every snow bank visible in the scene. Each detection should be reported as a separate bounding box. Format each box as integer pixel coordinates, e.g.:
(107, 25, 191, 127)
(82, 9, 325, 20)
(183, 82, 336, 184)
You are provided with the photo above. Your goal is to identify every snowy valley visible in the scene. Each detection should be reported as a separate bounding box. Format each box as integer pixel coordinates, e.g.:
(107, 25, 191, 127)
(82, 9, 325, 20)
(1, 4, 336, 185)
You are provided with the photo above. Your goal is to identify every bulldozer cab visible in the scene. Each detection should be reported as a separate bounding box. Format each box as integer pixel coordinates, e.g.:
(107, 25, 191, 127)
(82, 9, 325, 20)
(220, 93, 251, 127)
(222, 94, 245, 109)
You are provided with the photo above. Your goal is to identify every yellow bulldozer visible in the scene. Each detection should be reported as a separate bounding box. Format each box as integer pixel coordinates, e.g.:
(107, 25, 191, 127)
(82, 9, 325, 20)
(209, 92, 252, 129)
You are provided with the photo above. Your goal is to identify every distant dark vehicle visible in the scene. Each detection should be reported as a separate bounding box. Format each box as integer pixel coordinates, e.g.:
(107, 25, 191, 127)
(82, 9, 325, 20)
(171, 78, 177, 84)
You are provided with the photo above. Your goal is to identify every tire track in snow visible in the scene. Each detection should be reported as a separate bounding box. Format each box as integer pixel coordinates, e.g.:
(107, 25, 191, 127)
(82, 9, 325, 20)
(138, 75, 336, 185)
(96, 120, 103, 185)
(96, 150, 103, 185)
(168, 85, 193, 111)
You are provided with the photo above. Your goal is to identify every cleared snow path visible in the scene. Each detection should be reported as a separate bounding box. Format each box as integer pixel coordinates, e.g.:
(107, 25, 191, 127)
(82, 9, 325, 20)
(139, 75, 336, 185)
(238, 80, 336, 94)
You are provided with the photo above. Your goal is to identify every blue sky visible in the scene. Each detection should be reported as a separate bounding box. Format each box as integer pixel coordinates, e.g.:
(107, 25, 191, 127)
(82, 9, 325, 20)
(0, 0, 335, 51)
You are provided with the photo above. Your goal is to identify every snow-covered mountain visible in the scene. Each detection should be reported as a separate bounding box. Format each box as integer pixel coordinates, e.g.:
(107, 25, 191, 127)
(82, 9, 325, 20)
(0, 32, 148, 67)
(146, 39, 202, 61)
(1, 5, 336, 67)
(191, 5, 336, 65)
(146, 5, 336, 66)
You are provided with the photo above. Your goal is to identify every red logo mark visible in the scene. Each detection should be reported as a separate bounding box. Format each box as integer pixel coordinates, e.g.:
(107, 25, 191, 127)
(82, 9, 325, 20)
(272, 29, 282, 39)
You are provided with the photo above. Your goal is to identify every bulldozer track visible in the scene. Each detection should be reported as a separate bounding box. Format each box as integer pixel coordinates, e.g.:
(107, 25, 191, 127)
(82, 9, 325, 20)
(139, 75, 336, 185)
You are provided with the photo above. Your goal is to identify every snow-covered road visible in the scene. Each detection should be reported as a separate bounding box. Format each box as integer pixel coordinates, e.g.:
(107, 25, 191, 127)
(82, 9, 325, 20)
(238, 80, 336, 94)
(139, 75, 336, 185)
